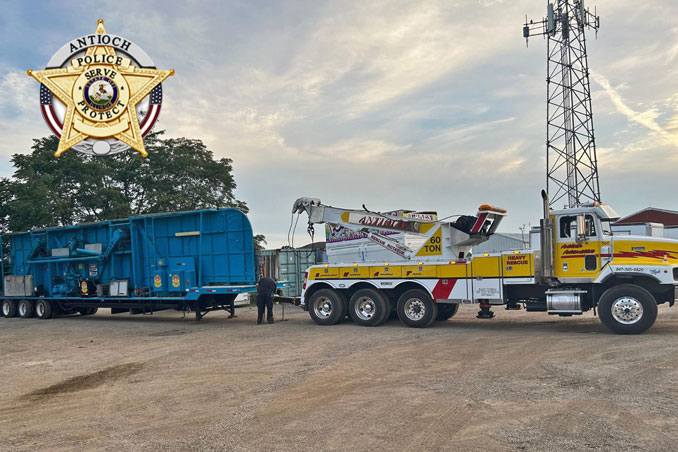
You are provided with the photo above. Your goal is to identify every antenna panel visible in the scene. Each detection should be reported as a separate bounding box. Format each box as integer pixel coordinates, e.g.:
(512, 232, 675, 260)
(547, 3, 555, 33)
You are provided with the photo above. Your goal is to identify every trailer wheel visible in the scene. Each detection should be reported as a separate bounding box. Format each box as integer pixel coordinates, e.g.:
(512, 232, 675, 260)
(35, 300, 53, 319)
(436, 303, 459, 321)
(598, 284, 658, 334)
(78, 307, 98, 316)
(2, 300, 17, 318)
(348, 288, 390, 327)
(308, 289, 346, 325)
(18, 300, 35, 318)
(397, 289, 438, 328)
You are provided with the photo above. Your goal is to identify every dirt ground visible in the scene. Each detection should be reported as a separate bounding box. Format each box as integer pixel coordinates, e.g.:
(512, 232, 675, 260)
(1, 303, 678, 452)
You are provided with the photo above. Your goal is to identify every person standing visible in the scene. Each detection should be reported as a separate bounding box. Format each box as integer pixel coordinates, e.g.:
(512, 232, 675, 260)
(256, 276, 276, 324)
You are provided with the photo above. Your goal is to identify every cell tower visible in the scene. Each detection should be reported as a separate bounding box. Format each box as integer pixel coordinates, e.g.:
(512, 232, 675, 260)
(523, 1, 601, 209)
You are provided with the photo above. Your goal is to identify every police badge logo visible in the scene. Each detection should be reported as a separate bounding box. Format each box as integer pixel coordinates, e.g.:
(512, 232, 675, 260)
(27, 19, 174, 157)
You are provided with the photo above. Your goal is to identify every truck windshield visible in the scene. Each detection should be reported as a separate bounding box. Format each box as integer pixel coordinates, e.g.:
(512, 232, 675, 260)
(601, 219, 612, 235)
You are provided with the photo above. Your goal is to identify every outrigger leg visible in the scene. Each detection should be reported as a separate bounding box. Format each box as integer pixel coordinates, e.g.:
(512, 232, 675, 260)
(477, 299, 495, 319)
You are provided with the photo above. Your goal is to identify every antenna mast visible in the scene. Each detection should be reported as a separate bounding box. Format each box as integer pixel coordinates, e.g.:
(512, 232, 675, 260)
(523, 1, 601, 209)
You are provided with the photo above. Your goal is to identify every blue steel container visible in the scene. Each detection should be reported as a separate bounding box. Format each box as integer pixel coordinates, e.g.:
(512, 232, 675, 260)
(3, 209, 257, 302)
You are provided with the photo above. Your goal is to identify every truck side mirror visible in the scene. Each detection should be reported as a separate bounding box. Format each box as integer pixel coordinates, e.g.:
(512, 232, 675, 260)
(576, 215, 587, 242)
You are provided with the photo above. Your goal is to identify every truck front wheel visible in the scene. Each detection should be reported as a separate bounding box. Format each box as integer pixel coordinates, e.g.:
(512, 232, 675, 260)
(397, 289, 438, 328)
(598, 284, 658, 334)
(308, 289, 346, 325)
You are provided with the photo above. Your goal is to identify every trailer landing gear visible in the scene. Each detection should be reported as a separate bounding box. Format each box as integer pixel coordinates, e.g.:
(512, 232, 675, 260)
(477, 300, 495, 319)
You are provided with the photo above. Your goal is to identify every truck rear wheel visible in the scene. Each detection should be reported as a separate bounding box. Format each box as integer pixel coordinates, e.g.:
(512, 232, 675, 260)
(436, 303, 459, 321)
(598, 284, 658, 334)
(35, 300, 53, 319)
(18, 300, 35, 318)
(308, 289, 346, 325)
(397, 289, 437, 328)
(349, 288, 390, 327)
(2, 300, 17, 318)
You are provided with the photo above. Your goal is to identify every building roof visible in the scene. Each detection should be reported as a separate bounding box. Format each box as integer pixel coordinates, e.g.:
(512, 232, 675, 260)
(615, 207, 678, 227)
(494, 232, 527, 241)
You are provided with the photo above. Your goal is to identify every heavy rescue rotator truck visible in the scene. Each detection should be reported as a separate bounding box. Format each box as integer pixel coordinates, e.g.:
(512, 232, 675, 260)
(292, 191, 678, 334)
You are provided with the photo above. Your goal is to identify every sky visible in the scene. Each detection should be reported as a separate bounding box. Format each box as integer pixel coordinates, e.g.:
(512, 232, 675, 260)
(1, 0, 677, 248)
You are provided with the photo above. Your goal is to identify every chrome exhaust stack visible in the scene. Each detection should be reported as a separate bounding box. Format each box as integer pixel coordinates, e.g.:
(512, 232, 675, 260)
(539, 190, 555, 283)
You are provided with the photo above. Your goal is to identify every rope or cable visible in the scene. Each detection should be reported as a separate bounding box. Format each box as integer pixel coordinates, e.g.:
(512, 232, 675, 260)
(287, 211, 295, 248)
(438, 214, 463, 222)
(291, 212, 300, 249)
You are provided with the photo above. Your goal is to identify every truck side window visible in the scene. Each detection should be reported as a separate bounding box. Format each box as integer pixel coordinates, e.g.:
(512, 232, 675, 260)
(560, 216, 575, 238)
(585, 215, 596, 236)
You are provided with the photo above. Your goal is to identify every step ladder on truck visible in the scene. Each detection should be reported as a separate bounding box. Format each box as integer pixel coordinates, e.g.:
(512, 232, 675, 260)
(290, 192, 678, 334)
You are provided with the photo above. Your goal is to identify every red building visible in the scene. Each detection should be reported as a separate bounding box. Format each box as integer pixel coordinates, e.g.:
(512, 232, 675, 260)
(615, 208, 678, 227)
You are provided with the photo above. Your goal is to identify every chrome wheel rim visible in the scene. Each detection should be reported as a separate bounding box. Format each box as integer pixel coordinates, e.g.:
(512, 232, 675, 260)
(19, 303, 27, 317)
(36, 303, 45, 317)
(313, 296, 333, 319)
(354, 296, 376, 320)
(404, 298, 425, 321)
(611, 297, 643, 324)
(2, 303, 9, 316)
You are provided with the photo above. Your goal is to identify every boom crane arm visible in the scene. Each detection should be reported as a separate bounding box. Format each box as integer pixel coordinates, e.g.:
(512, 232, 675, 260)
(292, 197, 507, 261)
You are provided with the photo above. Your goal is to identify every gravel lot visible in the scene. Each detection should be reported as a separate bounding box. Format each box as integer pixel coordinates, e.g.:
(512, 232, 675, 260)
(1, 303, 678, 451)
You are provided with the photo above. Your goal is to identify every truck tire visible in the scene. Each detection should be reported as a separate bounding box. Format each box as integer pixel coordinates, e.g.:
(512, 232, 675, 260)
(348, 288, 390, 327)
(78, 307, 98, 316)
(598, 284, 658, 334)
(2, 300, 17, 318)
(436, 303, 459, 321)
(397, 289, 438, 328)
(308, 289, 346, 325)
(35, 300, 53, 319)
(18, 300, 35, 318)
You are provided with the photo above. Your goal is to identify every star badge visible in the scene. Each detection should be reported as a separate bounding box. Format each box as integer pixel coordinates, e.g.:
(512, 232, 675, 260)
(28, 19, 174, 157)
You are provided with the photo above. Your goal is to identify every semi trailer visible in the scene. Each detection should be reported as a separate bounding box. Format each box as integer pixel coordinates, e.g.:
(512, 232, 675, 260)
(291, 192, 678, 334)
(0, 208, 259, 321)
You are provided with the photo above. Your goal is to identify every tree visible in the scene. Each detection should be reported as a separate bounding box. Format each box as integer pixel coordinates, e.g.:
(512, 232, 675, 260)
(254, 234, 267, 254)
(2, 132, 250, 232)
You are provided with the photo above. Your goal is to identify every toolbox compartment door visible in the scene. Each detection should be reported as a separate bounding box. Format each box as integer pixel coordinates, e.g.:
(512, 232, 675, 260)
(471, 256, 503, 301)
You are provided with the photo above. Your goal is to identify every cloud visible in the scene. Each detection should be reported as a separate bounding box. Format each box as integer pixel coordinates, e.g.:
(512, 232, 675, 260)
(0, 68, 45, 176)
(0, 69, 34, 115)
(312, 139, 410, 162)
(592, 71, 678, 148)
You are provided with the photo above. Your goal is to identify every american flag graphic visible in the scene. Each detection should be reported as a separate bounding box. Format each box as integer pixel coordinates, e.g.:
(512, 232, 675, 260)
(40, 84, 62, 137)
(139, 84, 163, 137)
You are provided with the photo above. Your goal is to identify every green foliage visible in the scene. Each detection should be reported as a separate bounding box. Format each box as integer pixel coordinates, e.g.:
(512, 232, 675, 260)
(1, 132, 250, 233)
(254, 234, 267, 253)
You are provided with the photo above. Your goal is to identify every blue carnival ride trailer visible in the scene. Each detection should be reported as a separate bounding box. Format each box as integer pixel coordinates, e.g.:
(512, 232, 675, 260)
(0, 208, 258, 320)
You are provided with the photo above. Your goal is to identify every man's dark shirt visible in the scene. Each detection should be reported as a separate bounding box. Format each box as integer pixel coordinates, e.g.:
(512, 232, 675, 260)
(257, 277, 276, 296)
